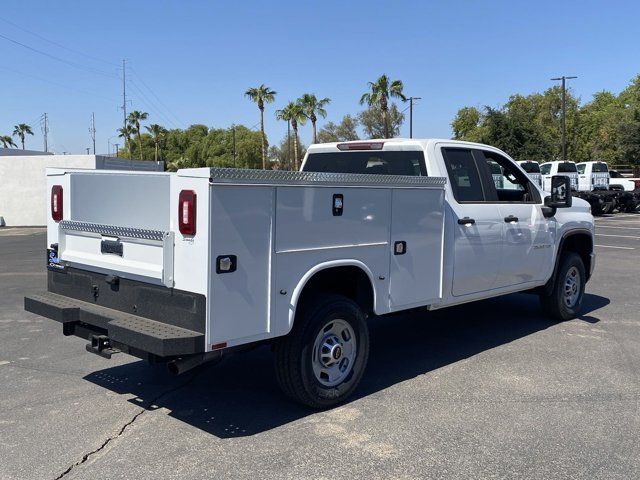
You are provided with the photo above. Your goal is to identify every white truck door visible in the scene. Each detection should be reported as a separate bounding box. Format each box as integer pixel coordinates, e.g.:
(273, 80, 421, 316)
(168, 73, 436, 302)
(479, 150, 553, 286)
(577, 163, 589, 191)
(440, 147, 502, 296)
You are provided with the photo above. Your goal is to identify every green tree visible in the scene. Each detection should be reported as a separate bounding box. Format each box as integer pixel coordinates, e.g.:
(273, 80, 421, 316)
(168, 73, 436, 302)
(359, 74, 406, 138)
(268, 136, 307, 170)
(451, 106, 483, 141)
(12, 123, 33, 150)
(0, 135, 17, 148)
(245, 84, 276, 169)
(317, 115, 360, 143)
(358, 104, 404, 139)
(276, 102, 306, 170)
(127, 111, 149, 160)
(118, 124, 136, 157)
(145, 124, 167, 163)
(299, 93, 330, 143)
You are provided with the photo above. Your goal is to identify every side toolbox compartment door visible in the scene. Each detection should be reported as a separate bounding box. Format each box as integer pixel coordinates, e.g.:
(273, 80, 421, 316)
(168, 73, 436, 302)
(208, 185, 274, 347)
(389, 187, 445, 310)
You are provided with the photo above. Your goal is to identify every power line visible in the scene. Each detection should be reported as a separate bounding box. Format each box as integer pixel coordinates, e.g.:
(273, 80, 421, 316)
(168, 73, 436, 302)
(129, 80, 180, 128)
(0, 16, 119, 68)
(130, 67, 184, 127)
(0, 66, 119, 102)
(0, 32, 118, 79)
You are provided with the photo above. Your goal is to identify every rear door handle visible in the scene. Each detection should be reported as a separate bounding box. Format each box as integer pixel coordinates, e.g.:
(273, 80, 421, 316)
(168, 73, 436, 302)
(504, 215, 519, 223)
(457, 217, 476, 226)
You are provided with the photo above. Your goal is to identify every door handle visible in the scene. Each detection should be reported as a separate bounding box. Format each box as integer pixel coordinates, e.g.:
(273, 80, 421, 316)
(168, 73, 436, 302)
(457, 217, 476, 226)
(504, 215, 519, 223)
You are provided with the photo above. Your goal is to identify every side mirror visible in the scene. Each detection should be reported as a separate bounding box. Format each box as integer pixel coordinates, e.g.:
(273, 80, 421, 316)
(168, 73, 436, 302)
(546, 175, 572, 208)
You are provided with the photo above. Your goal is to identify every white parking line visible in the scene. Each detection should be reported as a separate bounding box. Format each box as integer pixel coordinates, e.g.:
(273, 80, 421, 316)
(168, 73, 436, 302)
(597, 225, 640, 230)
(595, 233, 640, 239)
(595, 215, 640, 220)
(595, 244, 635, 250)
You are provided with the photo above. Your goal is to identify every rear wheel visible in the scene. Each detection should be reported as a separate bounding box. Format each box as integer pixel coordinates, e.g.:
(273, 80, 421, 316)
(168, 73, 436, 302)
(539, 252, 586, 321)
(274, 294, 369, 408)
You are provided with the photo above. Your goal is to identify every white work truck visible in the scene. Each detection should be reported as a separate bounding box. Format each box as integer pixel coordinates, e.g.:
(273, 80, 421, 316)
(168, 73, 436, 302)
(517, 161, 543, 188)
(540, 161, 579, 191)
(25, 139, 595, 408)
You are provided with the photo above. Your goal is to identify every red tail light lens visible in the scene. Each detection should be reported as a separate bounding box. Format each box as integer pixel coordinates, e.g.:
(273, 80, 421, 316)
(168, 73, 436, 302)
(634, 180, 640, 190)
(178, 190, 196, 235)
(51, 185, 63, 222)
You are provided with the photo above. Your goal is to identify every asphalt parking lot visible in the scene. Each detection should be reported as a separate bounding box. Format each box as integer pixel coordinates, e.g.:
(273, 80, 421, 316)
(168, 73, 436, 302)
(1, 217, 639, 480)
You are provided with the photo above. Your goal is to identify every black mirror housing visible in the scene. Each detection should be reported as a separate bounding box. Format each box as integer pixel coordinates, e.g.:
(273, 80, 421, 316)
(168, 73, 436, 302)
(546, 175, 572, 208)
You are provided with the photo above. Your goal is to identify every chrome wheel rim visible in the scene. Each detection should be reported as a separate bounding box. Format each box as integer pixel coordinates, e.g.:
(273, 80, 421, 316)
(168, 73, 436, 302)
(563, 266, 581, 308)
(312, 319, 357, 387)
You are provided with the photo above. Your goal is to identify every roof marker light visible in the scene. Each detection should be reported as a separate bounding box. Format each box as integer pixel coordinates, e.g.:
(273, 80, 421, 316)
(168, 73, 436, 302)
(336, 142, 384, 151)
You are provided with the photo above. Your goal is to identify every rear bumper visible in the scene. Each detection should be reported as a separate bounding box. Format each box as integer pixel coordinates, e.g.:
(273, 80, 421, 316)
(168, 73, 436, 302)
(25, 292, 205, 358)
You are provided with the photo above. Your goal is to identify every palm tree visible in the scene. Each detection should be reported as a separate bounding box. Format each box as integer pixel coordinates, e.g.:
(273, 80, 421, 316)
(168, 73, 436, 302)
(12, 123, 34, 150)
(276, 101, 306, 170)
(117, 125, 136, 157)
(0, 135, 17, 148)
(299, 94, 330, 144)
(145, 124, 167, 163)
(359, 74, 406, 138)
(127, 111, 149, 160)
(245, 84, 276, 169)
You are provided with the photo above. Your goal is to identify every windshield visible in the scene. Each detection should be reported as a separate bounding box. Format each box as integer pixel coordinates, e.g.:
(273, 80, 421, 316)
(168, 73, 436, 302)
(303, 151, 427, 176)
(520, 162, 540, 174)
(558, 162, 577, 173)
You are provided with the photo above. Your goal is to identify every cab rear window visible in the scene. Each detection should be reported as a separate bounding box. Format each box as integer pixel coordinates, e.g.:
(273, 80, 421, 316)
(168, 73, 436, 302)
(593, 162, 608, 173)
(303, 151, 427, 176)
(558, 162, 577, 173)
(520, 162, 540, 173)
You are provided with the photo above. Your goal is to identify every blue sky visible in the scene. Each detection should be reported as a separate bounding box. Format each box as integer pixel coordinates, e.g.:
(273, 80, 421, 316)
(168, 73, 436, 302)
(1, 0, 638, 154)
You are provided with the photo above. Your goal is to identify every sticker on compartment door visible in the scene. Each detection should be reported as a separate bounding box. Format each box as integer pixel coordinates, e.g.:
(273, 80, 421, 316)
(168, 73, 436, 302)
(47, 244, 65, 271)
(101, 239, 123, 256)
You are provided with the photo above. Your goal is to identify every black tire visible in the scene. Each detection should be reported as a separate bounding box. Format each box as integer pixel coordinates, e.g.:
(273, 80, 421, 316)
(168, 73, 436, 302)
(539, 252, 586, 321)
(274, 294, 369, 409)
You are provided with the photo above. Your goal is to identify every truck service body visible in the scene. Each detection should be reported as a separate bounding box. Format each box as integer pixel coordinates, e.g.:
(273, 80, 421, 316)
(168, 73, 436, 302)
(26, 139, 595, 407)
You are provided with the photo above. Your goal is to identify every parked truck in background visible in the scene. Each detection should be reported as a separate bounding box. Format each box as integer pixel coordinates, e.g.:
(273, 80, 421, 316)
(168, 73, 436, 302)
(609, 169, 640, 212)
(540, 161, 579, 191)
(25, 139, 595, 408)
(575, 161, 618, 215)
(517, 161, 543, 188)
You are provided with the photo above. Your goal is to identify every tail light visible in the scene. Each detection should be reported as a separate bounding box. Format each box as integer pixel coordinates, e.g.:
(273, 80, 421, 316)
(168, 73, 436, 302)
(51, 185, 63, 222)
(178, 190, 196, 235)
(634, 180, 640, 190)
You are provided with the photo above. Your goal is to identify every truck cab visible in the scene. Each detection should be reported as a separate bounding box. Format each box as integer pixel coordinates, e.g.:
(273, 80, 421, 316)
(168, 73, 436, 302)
(517, 161, 543, 188)
(576, 161, 610, 192)
(540, 161, 579, 192)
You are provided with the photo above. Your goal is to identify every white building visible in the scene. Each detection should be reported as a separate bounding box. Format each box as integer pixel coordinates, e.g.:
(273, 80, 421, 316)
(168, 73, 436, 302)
(0, 152, 163, 226)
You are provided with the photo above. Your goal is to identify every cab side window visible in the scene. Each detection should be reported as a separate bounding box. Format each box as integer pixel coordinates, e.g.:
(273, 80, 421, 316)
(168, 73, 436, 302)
(479, 151, 540, 203)
(577, 164, 586, 174)
(540, 164, 551, 175)
(441, 148, 485, 202)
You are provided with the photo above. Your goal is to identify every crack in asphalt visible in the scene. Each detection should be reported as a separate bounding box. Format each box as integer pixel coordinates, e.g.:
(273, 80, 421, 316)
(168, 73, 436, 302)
(52, 366, 207, 480)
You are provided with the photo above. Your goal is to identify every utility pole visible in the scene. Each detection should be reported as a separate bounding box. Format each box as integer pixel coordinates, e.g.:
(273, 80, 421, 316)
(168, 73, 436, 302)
(42, 113, 49, 152)
(405, 97, 422, 138)
(114, 143, 120, 156)
(122, 59, 127, 130)
(89, 112, 96, 154)
(231, 124, 237, 167)
(550, 76, 577, 161)
(86, 148, 90, 154)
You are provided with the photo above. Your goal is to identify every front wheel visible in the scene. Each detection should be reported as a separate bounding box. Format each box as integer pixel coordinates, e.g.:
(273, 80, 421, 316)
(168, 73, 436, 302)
(274, 294, 369, 408)
(539, 252, 586, 321)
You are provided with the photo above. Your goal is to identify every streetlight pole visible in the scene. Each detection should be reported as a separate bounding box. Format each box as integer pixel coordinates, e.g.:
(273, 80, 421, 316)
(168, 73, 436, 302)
(551, 76, 577, 161)
(405, 96, 422, 138)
